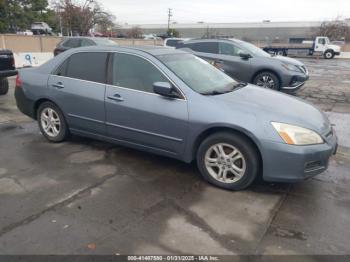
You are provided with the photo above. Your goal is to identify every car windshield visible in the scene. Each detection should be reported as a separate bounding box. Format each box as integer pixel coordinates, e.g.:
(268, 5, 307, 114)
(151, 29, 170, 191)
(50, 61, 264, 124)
(235, 40, 271, 57)
(93, 38, 117, 46)
(158, 53, 242, 95)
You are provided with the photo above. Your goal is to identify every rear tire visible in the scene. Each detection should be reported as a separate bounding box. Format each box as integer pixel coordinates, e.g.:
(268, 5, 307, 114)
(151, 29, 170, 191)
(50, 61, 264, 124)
(0, 78, 9, 95)
(37, 102, 69, 142)
(253, 71, 280, 90)
(196, 132, 260, 191)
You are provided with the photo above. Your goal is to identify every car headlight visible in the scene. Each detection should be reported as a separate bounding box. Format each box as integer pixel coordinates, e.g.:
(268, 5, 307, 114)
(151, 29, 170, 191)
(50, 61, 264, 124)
(271, 122, 323, 145)
(282, 63, 302, 73)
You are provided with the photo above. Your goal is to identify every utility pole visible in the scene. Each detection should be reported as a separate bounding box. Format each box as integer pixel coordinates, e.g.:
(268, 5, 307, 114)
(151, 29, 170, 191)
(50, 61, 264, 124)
(167, 8, 172, 35)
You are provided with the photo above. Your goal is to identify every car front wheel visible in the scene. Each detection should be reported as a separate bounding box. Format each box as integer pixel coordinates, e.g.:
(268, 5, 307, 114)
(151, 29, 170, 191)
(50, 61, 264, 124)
(37, 102, 69, 142)
(253, 72, 280, 90)
(197, 132, 260, 190)
(324, 50, 334, 59)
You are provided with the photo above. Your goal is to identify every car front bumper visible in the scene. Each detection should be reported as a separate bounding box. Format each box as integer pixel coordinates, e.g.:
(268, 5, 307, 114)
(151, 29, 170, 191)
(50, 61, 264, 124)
(281, 73, 309, 92)
(261, 130, 337, 182)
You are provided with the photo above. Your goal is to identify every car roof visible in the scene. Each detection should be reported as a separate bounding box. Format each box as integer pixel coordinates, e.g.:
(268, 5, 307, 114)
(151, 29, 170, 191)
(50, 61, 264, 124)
(69, 45, 188, 56)
(182, 38, 241, 44)
(63, 37, 104, 40)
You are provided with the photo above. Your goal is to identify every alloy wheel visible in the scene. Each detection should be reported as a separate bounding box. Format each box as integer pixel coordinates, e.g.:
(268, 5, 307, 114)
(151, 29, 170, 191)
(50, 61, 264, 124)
(40, 108, 61, 137)
(256, 75, 275, 89)
(204, 143, 246, 184)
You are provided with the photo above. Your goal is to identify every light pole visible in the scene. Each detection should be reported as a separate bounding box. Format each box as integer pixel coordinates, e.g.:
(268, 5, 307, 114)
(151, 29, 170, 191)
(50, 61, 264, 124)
(167, 8, 172, 35)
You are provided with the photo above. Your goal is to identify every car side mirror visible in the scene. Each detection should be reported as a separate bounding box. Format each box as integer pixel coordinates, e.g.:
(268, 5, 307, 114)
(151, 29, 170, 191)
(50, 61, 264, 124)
(239, 52, 252, 60)
(153, 82, 179, 98)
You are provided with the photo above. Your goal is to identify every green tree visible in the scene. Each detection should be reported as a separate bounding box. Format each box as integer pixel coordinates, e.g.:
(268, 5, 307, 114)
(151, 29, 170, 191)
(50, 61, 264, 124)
(167, 28, 179, 37)
(0, 0, 59, 33)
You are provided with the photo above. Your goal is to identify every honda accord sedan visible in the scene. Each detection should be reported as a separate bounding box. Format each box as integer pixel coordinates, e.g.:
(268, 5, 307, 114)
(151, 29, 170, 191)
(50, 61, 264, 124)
(15, 46, 337, 190)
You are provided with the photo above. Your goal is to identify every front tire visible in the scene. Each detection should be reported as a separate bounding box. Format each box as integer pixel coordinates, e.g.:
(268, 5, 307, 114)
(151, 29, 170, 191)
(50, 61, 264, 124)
(0, 78, 9, 95)
(253, 71, 280, 90)
(37, 102, 69, 142)
(196, 132, 260, 190)
(324, 50, 334, 59)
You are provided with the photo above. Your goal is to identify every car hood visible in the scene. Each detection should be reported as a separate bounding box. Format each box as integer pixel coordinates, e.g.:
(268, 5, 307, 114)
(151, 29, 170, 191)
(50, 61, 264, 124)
(214, 84, 331, 135)
(328, 44, 341, 52)
(270, 55, 304, 66)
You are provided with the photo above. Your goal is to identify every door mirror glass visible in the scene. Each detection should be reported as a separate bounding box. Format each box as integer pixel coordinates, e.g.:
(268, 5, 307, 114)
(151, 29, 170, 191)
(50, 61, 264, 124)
(239, 52, 252, 59)
(153, 82, 179, 98)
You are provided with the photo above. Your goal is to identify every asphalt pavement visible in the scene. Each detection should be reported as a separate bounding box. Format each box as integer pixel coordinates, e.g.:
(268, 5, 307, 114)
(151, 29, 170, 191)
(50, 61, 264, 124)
(0, 58, 349, 255)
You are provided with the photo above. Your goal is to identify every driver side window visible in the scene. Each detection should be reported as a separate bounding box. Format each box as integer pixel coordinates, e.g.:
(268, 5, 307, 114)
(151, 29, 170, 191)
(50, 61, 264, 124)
(318, 38, 326, 45)
(112, 53, 169, 93)
(219, 42, 245, 56)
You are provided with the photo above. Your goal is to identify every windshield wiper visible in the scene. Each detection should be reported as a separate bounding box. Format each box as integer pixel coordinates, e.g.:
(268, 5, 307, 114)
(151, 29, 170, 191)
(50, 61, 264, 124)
(201, 90, 226, 95)
(233, 82, 248, 88)
(201, 82, 248, 95)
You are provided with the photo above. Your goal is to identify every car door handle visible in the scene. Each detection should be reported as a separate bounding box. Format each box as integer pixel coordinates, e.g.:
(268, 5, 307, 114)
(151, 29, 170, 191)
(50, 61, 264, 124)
(107, 93, 124, 102)
(52, 82, 64, 89)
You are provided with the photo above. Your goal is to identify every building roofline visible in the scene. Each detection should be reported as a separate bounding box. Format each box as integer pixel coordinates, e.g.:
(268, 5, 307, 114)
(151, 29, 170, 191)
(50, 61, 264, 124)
(120, 21, 324, 29)
(120, 20, 350, 29)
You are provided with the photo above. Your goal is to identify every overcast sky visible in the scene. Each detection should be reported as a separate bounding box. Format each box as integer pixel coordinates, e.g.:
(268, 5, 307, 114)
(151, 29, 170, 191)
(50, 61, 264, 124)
(100, 0, 350, 25)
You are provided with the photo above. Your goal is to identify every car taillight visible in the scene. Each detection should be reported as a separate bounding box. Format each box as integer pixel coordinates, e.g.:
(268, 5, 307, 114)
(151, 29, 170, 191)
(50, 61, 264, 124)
(11, 57, 15, 68)
(15, 74, 22, 88)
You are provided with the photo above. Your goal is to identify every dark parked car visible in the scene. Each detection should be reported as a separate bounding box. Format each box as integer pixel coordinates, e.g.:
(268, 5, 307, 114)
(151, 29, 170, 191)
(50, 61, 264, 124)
(54, 37, 117, 56)
(0, 49, 17, 95)
(177, 39, 309, 92)
(15, 46, 337, 190)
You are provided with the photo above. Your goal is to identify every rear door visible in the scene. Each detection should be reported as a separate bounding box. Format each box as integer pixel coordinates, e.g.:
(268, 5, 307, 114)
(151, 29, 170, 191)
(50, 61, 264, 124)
(105, 52, 188, 157)
(48, 52, 108, 135)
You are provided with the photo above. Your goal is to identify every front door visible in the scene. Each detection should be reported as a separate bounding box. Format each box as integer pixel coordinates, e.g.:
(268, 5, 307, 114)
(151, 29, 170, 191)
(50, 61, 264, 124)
(105, 53, 188, 157)
(215, 42, 252, 82)
(314, 37, 327, 53)
(48, 52, 108, 134)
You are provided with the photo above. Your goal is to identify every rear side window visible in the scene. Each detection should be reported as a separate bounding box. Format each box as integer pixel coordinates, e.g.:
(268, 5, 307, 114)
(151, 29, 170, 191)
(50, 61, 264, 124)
(63, 38, 81, 48)
(55, 59, 68, 76)
(185, 42, 218, 54)
(59, 52, 108, 83)
(166, 39, 181, 47)
(112, 53, 168, 93)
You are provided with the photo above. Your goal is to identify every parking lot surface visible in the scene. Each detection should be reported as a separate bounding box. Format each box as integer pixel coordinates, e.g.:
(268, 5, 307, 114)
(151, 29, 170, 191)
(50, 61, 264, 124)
(0, 58, 350, 255)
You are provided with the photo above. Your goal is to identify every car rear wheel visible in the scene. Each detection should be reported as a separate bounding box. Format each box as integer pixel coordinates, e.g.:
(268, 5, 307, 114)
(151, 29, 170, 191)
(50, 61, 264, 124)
(0, 78, 9, 95)
(253, 71, 280, 90)
(37, 102, 69, 142)
(197, 132, 260, 190)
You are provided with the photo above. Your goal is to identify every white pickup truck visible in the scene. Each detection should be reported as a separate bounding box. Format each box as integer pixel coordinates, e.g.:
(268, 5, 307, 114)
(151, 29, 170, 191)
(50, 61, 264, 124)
(263, 36, 341, 59)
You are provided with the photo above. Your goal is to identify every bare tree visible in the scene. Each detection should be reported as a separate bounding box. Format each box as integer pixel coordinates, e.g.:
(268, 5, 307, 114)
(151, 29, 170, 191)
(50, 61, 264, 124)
(126, 26, 143, 38)
(53, 0, 115, 36)
(318, 18, 350, 42)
